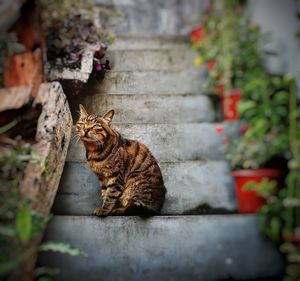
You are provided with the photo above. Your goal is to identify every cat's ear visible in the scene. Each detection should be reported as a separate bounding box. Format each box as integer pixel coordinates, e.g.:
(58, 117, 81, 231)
(103, 109, 115, 124)
(79, 104, 88, 118)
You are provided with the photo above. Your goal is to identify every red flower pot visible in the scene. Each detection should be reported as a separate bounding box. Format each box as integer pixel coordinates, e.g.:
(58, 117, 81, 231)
(191, 25, 205, 44)
(206, 60, 216, 71)
(231, 169, 282, 214)
(220, 89, 241, 121)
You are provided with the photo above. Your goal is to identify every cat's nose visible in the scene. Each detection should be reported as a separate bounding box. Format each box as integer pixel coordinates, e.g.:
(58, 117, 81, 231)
(84, 129, 89, 137)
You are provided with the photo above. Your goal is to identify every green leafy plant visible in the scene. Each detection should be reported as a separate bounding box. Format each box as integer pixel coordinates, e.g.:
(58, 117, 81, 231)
(223, 74, 292, 170)
(191, 0, 262, 95)
(243, 77, 300, 281)
(0, 123, 87, 280)
(39, 241, 87, 257)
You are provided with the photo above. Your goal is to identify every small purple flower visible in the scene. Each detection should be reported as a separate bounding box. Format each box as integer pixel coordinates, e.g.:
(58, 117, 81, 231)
(94, 62, 102, 72)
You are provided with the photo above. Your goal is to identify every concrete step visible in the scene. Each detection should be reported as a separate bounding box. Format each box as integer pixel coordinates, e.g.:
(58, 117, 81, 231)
(76, 94, 215, 124)
(110, 36, 189, 51)
(52, 161, 236, 216)
(108, 49, 196, 71)
(95, 0, 208, 37)
(67, 123, 226, 162)
(39, 215, 283, 281)
(95, 70, 205, 95)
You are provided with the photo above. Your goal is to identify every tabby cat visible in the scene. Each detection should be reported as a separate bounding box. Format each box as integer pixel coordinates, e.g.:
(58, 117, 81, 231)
(76, 105, 166, 217)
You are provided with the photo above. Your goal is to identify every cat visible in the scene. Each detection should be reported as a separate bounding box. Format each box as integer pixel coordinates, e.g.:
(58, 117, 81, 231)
(75, 104, 166, 217)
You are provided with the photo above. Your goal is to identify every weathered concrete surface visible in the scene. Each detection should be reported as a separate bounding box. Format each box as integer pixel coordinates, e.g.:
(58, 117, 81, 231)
(108, 49, 195, 71)
(52, 161, 236, 215)
(95, 70, 206, 95)
(20, 82, 73, 215)
(67, 123, 225, 162)
(95, 0, 209, 37)
(47, 48, 95, 82)
(39, 215, 283, 281)
(78, 94, 215, 123)
(110, 37, 189, 51)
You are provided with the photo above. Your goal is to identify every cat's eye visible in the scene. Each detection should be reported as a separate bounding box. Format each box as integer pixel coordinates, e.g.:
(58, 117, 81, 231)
(93, 125, 102, 130)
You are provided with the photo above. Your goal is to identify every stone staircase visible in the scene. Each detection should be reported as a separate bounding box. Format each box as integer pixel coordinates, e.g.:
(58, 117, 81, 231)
(39, 1, 283, 280)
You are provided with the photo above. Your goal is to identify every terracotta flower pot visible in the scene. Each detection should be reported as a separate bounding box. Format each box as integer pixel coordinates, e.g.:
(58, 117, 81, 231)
(206, 60, 216, 71)
(231, 169, 282, 214)
(191, 25, 205, 44)
(220, 89, 241, 121)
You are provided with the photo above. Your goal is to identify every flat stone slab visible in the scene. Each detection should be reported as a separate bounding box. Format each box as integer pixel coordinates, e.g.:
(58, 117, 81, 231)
(39, 215, 283, 281)
(95, 70, 205, 95)
(47, 48, 95, 83)
(110, 36, 189, 51)
(77, 94, 215, 123)
(66, 123, 225, 162)
(108, 49, 195, 71)
(52, 160, 236, 215)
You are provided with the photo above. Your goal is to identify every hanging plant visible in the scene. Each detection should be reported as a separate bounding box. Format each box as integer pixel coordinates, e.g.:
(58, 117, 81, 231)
(41, 0, 116, 72)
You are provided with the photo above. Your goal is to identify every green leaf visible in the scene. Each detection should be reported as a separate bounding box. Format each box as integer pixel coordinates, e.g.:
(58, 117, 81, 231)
(15, 205, 32, 245)
(0, 225, 15, 237)
(0, 120, 17, 134)
(39, 241, 87, 257)
(0, 256, 23, 275)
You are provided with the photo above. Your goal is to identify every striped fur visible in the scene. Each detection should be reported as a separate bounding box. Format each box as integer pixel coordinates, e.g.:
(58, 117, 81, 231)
(76, 105, 166, 217)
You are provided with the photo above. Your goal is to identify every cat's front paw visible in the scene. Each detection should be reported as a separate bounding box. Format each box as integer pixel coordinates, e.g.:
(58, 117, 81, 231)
(93, 207, 109, 217)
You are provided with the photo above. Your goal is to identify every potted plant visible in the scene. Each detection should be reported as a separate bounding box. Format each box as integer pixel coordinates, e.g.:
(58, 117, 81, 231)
(191, 0, 265, 121)
(41, 0, 116, 83)
(218, 73, 294, 213)
(244, 76, 300, 280)
(222, 134, 283, 213)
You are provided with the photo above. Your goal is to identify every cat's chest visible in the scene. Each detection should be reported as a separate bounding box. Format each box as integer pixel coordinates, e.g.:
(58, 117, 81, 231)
(87, 156, 117, 179)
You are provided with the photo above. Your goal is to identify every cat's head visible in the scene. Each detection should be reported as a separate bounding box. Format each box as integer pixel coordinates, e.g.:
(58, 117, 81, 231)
(75, 104, 115, 144)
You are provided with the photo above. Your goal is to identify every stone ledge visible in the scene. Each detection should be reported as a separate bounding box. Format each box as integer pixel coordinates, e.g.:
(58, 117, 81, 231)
(66, 123, 226, 162)
(39, 215, 283, 281)
(52, 160, 236, 215)
(107, 49, 195, 71)
(93, 70, 206, 95)
(76, 93, 215, 124)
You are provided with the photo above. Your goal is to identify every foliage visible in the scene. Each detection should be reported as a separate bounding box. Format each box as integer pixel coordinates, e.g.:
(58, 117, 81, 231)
(195, 3, 300, 279)
(244, 178, 278, 198)
(39, 241, 87, 257)
(0, 133, 47, 277)
(224, 74, 294, 169)
(41, 0, 116, 71)
(224, 137, 279, 169)
(244, 79, 300, 281)
(191, 0, 263, 95)
(0, 123, 86, 279)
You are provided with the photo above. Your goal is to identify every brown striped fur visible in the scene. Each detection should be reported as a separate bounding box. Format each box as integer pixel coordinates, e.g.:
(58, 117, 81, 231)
(76, 105, 166, 217)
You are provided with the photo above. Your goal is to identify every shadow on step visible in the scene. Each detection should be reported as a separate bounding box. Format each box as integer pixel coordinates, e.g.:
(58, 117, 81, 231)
(182, 203, 236, 215)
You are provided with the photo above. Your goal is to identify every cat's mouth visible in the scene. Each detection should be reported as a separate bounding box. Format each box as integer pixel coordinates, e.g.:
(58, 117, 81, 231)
(82, 136, 96, 143)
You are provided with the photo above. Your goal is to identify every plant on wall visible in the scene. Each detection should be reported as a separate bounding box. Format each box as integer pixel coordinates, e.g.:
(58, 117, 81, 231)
(0, 122, 87, 280)
(41, 0, 116, 72)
